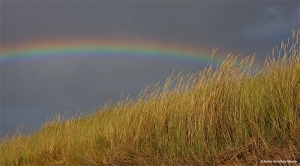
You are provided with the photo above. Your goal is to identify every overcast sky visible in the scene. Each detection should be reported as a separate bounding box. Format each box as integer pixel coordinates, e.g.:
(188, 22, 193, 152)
(1, 1, 299, 138)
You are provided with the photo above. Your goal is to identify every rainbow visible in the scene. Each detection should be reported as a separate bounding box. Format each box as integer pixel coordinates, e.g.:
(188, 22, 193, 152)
(1, 38, 223, 66)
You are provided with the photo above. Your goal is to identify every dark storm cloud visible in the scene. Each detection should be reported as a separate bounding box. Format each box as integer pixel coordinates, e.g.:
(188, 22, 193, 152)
(243, 3, 299, 38)
(2, 2, 299, 51)
(1, 1, 299, 138)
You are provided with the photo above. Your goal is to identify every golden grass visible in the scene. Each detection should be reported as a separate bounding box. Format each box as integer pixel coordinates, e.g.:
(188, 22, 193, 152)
(1, 30, 299, 165)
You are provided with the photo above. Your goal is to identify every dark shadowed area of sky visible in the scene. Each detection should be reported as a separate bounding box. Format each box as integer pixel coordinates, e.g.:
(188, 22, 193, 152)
(1, 1, 299, 138)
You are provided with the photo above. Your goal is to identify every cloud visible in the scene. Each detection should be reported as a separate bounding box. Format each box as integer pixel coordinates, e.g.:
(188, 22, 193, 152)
(242, 3, 299, 39)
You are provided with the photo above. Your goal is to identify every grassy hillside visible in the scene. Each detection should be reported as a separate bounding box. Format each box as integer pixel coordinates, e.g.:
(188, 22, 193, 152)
(1, 30, 299, 165)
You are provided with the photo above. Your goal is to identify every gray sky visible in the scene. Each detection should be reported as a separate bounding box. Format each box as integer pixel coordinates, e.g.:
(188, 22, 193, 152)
(1, 1, 299, 138)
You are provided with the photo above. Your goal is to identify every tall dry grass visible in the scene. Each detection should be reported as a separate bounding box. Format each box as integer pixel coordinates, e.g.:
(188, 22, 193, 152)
(0, 30, 299, 165)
